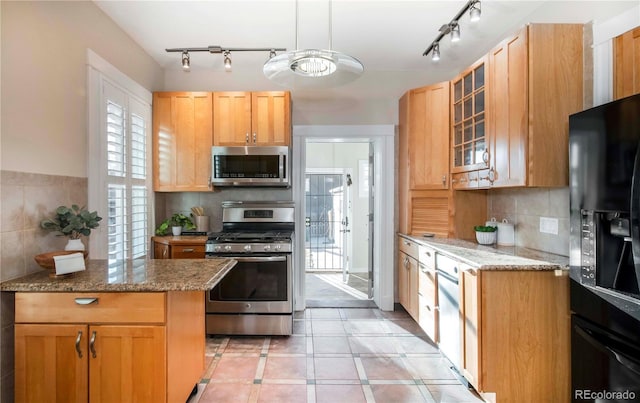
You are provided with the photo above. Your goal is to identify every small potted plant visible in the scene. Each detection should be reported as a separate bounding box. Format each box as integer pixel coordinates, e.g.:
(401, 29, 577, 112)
(474, 225, 497, 245)
(40, 205, 102, 251)
(156, 213, 195, 236)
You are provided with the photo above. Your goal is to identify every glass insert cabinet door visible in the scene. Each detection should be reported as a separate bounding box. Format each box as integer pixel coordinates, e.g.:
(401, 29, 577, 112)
(452, 60, 487, 172)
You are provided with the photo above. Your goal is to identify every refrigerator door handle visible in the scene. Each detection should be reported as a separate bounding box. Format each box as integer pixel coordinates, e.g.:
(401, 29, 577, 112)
(574, 322, 640, 376)
(630, 142, 640, 292)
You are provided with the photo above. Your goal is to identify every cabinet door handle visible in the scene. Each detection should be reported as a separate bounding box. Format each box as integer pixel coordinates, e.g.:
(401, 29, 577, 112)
(75, 298, 98, 305)
(182, 248, 194, 252)
(404, 256, 410, 268)
(245, 133, 250, 143)
(75, 331, 83, 358)
(426, 305, 432, 312)
(442, 175, 447, 186)
(482, 150, 489, 164)
(163, 248, 168, 258)
(403, 240, 411, 246)
(253, 133, 257, 143)
(89, 331, 97, 358)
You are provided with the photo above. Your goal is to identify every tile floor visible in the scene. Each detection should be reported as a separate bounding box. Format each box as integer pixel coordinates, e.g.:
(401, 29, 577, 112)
(189, 308, 484, 403)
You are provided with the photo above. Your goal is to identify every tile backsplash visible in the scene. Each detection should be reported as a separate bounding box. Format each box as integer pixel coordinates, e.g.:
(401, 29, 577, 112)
(0, 170, 88, 403)
(487, 187, 569, 256)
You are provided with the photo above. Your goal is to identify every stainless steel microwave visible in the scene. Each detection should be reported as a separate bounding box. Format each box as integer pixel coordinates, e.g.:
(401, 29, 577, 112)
(211, 146, 290, 187)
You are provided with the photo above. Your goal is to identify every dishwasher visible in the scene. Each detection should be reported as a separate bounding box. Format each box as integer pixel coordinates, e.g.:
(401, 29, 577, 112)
(436, 254, 461, 371)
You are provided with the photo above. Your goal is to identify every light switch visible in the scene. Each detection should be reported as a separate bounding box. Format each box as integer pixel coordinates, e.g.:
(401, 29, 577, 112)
(539, 217, 559, 235)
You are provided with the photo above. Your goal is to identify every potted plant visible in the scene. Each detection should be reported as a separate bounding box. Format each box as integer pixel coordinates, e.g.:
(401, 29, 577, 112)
(474, 225, 497, 245)
(40, 205, 102, 251)
(155, 213, 195, 236)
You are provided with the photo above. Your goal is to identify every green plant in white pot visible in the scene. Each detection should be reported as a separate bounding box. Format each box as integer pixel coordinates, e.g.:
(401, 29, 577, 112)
(40, 205, 102, 251)
(473, 225, 497, 245)
(155, 213, 195, 236)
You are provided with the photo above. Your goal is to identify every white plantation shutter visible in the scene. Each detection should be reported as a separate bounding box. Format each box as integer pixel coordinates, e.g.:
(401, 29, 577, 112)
(89, 56, 152, 260)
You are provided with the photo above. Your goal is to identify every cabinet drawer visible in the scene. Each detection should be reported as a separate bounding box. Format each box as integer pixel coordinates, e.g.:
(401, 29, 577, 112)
(171, 244, 205, 259)
(398, 237, 419, 258)
(418, 265, 437, 304)
(418, 294, 438, 343)
(418, 246, 436, 270)
(452, 172, 479, 190)
(15, 292, 166, 324)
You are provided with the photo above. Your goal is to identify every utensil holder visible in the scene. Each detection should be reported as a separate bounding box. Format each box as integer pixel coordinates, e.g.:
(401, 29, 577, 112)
(195, 216, 209, 232)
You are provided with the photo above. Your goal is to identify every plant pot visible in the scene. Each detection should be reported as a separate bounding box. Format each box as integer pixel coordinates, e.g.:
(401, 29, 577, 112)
(64, 238, 85, 251)
(475, 231, 496, 245)
(172, 226, 182, 236)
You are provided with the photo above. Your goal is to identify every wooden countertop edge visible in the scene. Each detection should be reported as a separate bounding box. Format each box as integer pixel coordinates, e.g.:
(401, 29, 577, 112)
(152, 235, 208, 245)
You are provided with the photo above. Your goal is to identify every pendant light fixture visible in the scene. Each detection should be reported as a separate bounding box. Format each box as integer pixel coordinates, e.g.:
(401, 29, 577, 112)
(263, 0, 364, 88)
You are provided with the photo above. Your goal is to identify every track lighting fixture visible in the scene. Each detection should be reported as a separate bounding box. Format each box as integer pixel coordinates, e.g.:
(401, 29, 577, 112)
(223, 51, 232, 71)
(470, 0, 481, 22)
(166, 46, 286, 72)
(432, 43, 440, 62)
(181, 51, 190, 71)
(422, 0, 481, 60)
(450, 22, 460, 42)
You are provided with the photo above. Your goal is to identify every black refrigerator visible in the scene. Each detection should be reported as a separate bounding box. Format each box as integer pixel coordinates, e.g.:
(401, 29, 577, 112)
(569, 93, 640, 402)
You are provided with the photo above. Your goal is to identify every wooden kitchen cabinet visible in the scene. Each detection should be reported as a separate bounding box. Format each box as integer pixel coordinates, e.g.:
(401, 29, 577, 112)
(152, 92, 213, 192)
(451, 58, 488, 177)
(614, 26, 640, 100)
(398, 90, 486, 239)
(397, 236, 419, 320)
(409, 82, 450, 190)
(152, 236, 207, 259)
(457, 267, 570, 403)
(487, 24, 583, 188)
(14, 291, 204, 403)
(213, 91, 291, 146)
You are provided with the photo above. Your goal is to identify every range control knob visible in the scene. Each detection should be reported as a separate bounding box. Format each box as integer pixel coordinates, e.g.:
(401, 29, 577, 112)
(274, 245, 282, 251)
(214, 245, 221, 252)
(224, 245, 232, 251)
(264, 245, 271, 251)
(243, 245, 252, 252)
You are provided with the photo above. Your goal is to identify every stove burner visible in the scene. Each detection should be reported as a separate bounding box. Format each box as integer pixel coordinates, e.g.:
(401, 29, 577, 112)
(208, 231, 293, 243)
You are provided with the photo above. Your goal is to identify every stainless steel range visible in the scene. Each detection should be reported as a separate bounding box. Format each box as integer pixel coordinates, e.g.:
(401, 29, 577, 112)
(205, 201, 294, 335)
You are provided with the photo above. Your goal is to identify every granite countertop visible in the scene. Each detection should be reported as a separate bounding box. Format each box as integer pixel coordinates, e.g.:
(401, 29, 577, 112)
(0, 258, 236, 292)
(399, 234, 569, 271)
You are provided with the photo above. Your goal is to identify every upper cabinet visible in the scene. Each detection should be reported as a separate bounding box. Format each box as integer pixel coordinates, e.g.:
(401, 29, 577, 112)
(153, 92, 213, 192)
(486, 24, 583, 188)
(614, 26, 640, 100)
(409, 82, 451, 190)
(213, 91, 291, 146)
(450, 58, 488, 182)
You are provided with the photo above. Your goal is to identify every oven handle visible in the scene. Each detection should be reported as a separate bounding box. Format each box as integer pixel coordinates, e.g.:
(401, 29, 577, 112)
(228, 256, 287, 263)
(574, 320, 640, 376)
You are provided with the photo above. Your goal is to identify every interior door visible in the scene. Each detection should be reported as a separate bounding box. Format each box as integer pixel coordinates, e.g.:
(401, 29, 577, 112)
(368, 143, 375, 298)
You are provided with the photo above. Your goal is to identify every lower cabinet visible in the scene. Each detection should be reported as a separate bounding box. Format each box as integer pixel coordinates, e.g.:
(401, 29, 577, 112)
(397, 237, 419, 321)
(14, 291, 204, 403)
(459, 268, 570, 403)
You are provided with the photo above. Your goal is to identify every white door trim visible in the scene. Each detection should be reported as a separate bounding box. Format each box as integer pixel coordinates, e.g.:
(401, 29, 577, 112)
(292, 125, 395, 311)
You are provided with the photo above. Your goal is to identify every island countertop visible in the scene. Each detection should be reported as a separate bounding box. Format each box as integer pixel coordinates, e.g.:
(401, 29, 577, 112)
(0, 258, 236, 292)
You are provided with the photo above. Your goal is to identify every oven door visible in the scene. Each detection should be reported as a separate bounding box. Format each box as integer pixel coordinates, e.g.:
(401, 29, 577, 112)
(206, 254, 292, 314)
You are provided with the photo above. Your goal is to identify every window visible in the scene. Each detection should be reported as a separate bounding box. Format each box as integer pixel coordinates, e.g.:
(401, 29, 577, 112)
(87, 50, 152, 260)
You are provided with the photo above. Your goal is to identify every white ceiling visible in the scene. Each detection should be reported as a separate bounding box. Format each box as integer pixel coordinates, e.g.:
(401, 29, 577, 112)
(94, 0, 638, 101)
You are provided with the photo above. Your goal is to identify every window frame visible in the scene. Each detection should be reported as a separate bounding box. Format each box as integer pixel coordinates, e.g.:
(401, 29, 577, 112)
(87, 49, 153, 260)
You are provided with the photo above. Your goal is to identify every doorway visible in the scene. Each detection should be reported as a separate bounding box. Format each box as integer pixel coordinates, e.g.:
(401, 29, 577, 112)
(304, 142, 374, 307)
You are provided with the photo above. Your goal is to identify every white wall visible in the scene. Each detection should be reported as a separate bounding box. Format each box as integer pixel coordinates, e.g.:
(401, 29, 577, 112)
(0, 1, 164, 177)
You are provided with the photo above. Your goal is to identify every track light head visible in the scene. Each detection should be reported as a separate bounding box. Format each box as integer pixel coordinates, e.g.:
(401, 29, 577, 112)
(269, 49, 277, 59)
(450, 22, 460, 42)
(432, 43, 440, 62)
(181, 51, 190, 71)
(470, 0, 481, 22)
(223, 51, 232, 71)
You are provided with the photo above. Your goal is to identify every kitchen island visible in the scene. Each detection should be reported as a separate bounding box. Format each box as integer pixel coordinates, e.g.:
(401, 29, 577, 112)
(1, 257, 236, 403)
